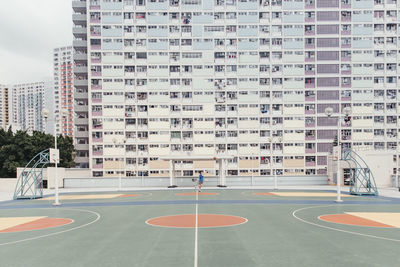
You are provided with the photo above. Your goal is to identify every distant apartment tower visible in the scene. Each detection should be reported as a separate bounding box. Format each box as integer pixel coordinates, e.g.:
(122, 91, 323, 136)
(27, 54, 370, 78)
(0, 84, 10, 129)
(12, 82, 45, 134)
(43, 80, 55, 135)
(54, 46, 74, 137)
(73, 0, 90, 168)
(73, 0, 400, 179)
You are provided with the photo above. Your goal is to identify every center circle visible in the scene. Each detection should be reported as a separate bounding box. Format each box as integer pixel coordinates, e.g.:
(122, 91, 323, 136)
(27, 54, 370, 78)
(146, 214, 247, 228)
(175, 192, 219, 196)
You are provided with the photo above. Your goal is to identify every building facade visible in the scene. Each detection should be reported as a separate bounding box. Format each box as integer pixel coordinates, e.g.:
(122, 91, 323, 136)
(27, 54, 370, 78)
(73, 1, 90, 168)
(43, 80, 55, 135)
(12, 82, 45, 134)
(0, 84, 10, 130)
(73, 0, 400, 178)
(54, 47, 75, 137)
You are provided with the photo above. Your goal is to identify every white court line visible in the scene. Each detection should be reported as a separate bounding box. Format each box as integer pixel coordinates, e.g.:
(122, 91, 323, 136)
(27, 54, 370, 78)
(292, 205, 400, 243)
(194, 186, 199, 267)
(0, 208, 101, 246)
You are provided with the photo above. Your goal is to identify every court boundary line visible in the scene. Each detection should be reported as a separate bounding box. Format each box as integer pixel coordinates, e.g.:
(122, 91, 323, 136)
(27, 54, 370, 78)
(194, 188, 198, 267)
(0, 208, 101, 246)
(292, 205, 400, 243)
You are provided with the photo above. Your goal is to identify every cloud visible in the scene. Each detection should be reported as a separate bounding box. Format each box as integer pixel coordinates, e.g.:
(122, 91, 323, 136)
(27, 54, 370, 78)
(0, 0, 73, 84)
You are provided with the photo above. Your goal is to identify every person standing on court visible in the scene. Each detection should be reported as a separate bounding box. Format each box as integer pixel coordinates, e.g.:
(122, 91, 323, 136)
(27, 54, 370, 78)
(198, 171, 204, 192)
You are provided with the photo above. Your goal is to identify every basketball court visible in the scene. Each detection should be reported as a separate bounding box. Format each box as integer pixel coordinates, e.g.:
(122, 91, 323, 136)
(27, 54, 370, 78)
(1, 188, 400, 266)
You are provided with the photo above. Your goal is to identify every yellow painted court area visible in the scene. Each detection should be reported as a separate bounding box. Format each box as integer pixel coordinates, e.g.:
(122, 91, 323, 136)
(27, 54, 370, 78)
(272, 192, 356, 197)
(346, 212, 400, 228)
(0, 216, 45, 231)
(41, 194, 124, 200)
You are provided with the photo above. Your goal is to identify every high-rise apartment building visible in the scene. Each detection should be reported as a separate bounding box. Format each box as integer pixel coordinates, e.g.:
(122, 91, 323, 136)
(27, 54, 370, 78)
(73, 1, 90, 168)
(43, 80, 55, 135)
(12, 82, 45, 134)
(54, 46, 75, 137)
(73, 0, 400, 179)
(0, 84, 10, 130)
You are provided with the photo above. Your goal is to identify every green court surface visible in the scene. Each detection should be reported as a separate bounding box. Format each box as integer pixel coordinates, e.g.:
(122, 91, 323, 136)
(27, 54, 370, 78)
(1, 189, 400, 267)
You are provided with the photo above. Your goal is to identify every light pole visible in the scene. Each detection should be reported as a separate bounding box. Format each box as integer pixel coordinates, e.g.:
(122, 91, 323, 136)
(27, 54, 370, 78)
(113, 138, 123, 191)
(268, 137, 279, 190)
(42, 108, 68, 206)
(251, 152, 254, 186)
(325, 106, 350, 203)
(113, 138, 126, 191)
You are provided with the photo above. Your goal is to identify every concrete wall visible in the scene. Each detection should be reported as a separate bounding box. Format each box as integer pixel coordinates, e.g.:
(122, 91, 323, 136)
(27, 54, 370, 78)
(16, 167, 91, 189)
(12, 168, 328, 189)
(64, 176, 328, 188)
(328, 148, 394, 187)
(356, 150, 394, 187)
(0, 178, 17, 201)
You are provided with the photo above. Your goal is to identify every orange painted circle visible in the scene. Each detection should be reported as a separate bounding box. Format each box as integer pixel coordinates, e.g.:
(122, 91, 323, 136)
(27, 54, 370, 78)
(146, 214, 247, 228)
(254, 192, 275, 196)
(0, 218, 73, 233)
(319, 214, 395, 228)
(176, 192, 219, 196)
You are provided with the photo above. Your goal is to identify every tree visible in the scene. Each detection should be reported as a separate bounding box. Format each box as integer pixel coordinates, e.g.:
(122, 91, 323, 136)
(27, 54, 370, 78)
(0, 129, 75, 178)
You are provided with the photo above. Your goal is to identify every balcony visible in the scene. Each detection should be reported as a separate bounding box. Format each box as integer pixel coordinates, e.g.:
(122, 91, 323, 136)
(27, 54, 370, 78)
(74, 66, 87, 73)
(74, 105, 88, 112)
(73, 40, 87, 48)
(74, 79, 88, 87)
(73, 27, 87, 35)
(93, 151, 103, 156)
(93, 164, 103, 169)
(75, 143, 89, 151)
(72, 1, 86, 11)
(91, 71, 102, 76)
(305, 161, 316, 167)
(74, 91, 88, 99)
(305, 135, 315, 140)
(74, 117, 88, 125)
(75, 156, 89, 164)
(72, 13, 86, 22)
(305, 83, 315, 88)
(75, 131, 89, 138)
(73, 53, 87, 61)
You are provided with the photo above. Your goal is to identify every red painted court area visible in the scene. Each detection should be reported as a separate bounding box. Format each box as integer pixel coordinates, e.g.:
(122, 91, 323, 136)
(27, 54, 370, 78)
(319, 214, 394, 228)
(175, 192, 219, 196)
(0, 218, 73, 233)
(146, 214, 247, 228)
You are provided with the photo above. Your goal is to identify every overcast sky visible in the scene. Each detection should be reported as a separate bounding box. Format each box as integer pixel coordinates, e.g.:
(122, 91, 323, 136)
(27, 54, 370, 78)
(0, 0, 72, 84)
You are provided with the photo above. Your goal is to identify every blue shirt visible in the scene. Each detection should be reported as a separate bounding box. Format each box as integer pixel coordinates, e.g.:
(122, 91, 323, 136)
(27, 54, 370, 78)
(199, 174, 204, 182)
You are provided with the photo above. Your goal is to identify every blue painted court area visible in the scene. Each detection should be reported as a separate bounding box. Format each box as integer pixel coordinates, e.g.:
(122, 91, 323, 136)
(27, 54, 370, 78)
(1, 189, 400, 266)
